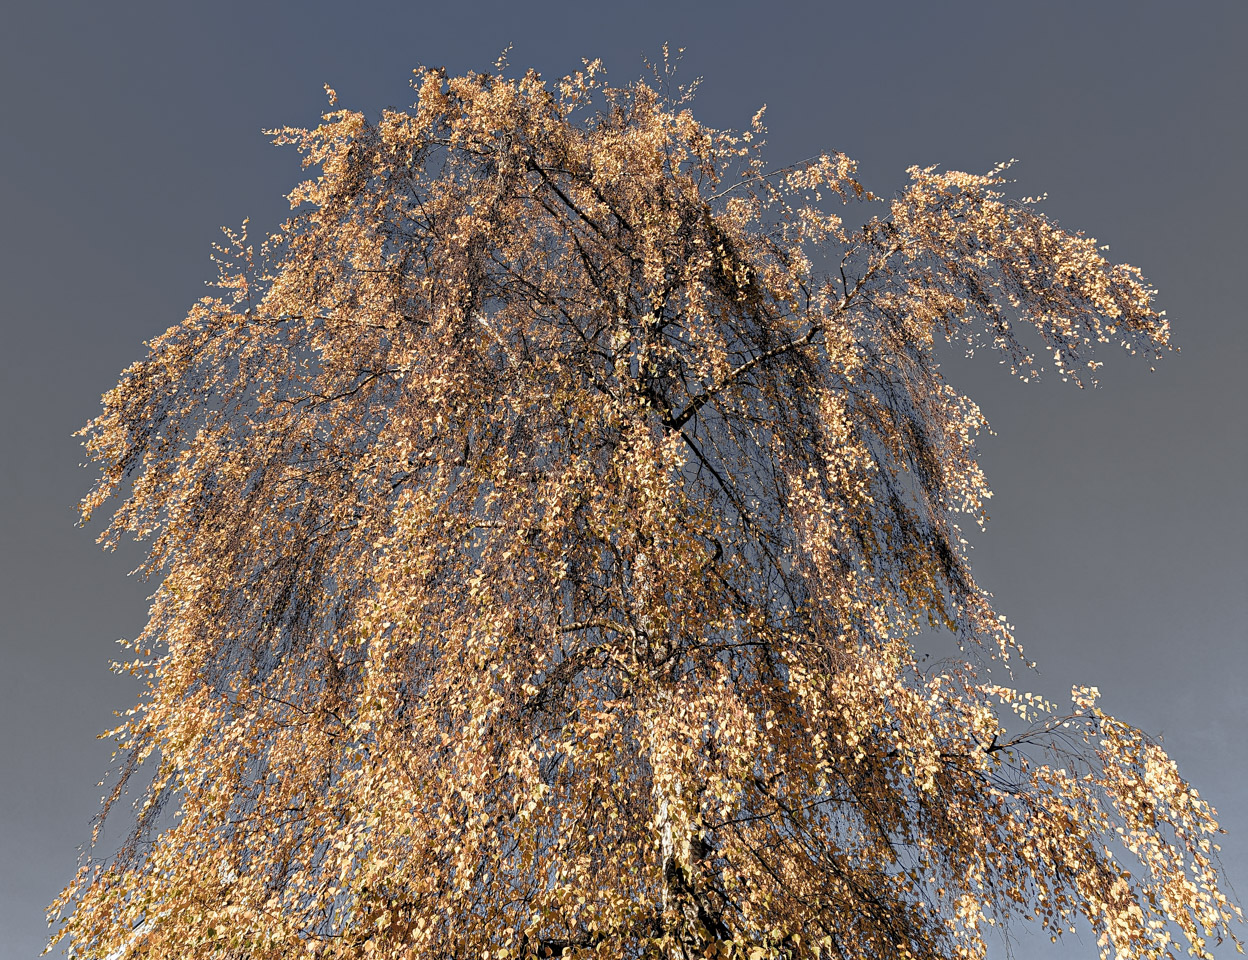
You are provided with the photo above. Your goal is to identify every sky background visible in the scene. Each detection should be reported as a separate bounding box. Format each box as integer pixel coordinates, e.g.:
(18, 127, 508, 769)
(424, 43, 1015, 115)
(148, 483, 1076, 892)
(1, 2, 1244, 957)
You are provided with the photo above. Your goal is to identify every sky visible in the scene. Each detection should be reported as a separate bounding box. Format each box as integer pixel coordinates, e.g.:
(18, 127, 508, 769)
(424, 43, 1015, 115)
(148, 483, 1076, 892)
(0, 2, 1244, 957)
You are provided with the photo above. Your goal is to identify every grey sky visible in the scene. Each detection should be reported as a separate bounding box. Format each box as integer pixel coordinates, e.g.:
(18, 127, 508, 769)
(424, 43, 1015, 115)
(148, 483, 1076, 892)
(1, 2, 1244, 957)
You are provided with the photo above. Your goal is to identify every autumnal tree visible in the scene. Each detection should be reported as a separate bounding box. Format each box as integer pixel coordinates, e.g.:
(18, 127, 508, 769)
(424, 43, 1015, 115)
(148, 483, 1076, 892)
(51, 59, 1240, 960)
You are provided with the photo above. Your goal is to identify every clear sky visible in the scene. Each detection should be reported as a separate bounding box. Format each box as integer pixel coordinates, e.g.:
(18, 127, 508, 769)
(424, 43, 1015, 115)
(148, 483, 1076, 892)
(1, 2, 1244, 957)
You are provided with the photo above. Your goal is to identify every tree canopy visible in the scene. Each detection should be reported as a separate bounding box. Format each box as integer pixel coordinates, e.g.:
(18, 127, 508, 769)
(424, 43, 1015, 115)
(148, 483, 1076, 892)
(52, 59, 1240, 960)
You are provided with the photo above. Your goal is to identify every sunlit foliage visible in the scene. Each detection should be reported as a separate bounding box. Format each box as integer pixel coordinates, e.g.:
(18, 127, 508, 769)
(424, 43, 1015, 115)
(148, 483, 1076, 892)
(51, 57, 1240, 960)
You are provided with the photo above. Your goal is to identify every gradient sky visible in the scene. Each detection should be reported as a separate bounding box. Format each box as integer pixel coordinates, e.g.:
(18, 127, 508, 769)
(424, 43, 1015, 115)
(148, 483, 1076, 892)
(1, 3, 1244, 958)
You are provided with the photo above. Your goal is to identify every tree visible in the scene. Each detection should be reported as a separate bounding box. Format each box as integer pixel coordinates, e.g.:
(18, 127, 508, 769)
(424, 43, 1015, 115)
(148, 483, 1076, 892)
(51, 59, 1240, 960)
